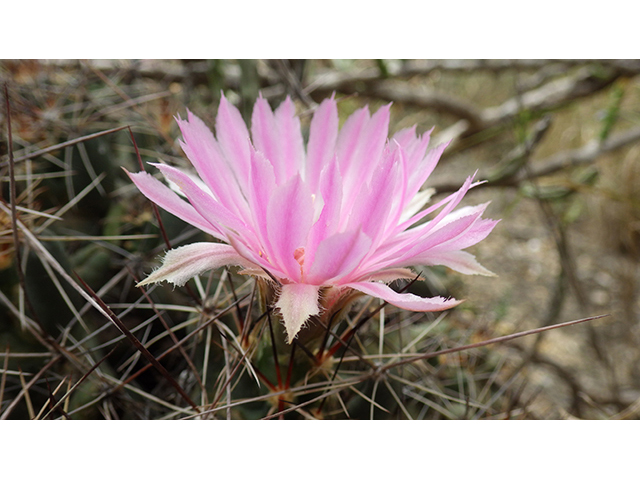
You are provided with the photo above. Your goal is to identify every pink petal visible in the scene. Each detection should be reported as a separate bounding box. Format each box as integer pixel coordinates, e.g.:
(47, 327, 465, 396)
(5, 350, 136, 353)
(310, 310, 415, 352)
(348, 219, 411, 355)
(391, 174, 477, 241)
(275, 283, 320, 343)
(345, 281, 463, 311)
(266, 174, 314, 281)
(305, 158, 343, 268)
(226, 231, 288, 280)
(306, 96, 338, 194)
(354, 267, 418, 283)
(406, 140, 447, 200)
(274, 96, 305, 180)
(339, 104, 391, 212)
(251, 96, 285, 182)
(335, 105, 369, 175)
(137, 242, 258, 287)
(358, 103, 391, 169)
(399, 188, 436, 225)
(215, 94, 251, 187)
(430, 217, 500, 252)
(356, 146, 405, 245)
(152, 163, 250, 240)
(414, 250, 495, 276)
(306, 229, 372, 284)
(247, 148, 277, 255)
(176, 111, 248, 218)
(362, 178, 479, 273)
(391, 125, 418, 149)
(392, 126, 433, 174)
(125, 169, 225, 240)
(397, 203, 492, 263)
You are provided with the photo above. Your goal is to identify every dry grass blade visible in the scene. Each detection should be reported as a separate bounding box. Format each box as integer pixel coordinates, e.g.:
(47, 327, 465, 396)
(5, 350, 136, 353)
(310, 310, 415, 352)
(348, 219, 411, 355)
(36, 377, 71, 420)
(0, 356, 61, 420)
(128, 267, 206, 394)
(0, 202, 127, 333)
(4, 83, 38, 327)
(126, 127, 173, 250)
(35, 172, 107, 233)
(40, 347, 116, 420)
(1, 126, 129, 166)
(382, 314, 609, 372)
(0, 347, 9, 411)
(74, 275, 201, 413)
(111, 294, 250, 397)
(17, 367, 35, 419)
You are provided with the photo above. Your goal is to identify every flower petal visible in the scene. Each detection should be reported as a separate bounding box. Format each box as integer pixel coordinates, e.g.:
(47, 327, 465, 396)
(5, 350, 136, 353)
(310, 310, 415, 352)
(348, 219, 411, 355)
(393, 203, 492, 265)
(306, 229, 372, 284)
(215, 94, 251, 187)
(306, 157, 343, 258)
(247, 148, 277, 255)
(251, 96, 284, 182)
(125, 169, 225, 240)
(275, 283, 321, 343)
(355, 146, 405, 245)
(355, 267, 418, 283)
(137, 242, 257, 287)
(274, 96, 305, 180)
(306, 96, 338, 194)
(415, 250, 496, 276)
(176, 111, 248, 218)
(152, 163, 250, 240)
(345, 281, 463, 311)
(266, 174, 314, 280)
(339, 104, 391, 212)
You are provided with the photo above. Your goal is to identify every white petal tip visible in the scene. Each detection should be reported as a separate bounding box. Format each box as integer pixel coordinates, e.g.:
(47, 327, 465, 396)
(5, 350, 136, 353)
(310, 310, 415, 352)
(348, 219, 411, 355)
(275, 284, 321, 343)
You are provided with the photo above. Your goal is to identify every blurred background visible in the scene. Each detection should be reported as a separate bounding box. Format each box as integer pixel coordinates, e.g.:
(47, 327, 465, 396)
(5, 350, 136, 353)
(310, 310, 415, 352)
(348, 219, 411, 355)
(0, 59, 639, 419)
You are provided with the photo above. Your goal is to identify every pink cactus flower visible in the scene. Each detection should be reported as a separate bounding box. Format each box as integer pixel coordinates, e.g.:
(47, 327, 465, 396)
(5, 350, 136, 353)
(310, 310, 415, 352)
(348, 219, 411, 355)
(126, 94, 498, 342)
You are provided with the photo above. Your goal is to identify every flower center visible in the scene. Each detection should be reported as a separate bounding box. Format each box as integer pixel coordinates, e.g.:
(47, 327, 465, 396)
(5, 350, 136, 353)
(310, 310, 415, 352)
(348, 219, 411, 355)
(294, 247, 306, 278)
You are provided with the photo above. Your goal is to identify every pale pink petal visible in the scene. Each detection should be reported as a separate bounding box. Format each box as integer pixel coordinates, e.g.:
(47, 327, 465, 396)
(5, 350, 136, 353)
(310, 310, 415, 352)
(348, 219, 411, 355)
(335, 105, 369, 171)
(266, 174, 314, 281)
(362, 177, 479, 272)
(392, 126, 433, 175)
(306, 96, 338, 194)
(215, 94, 251, 186)
(406, 140, 447, 199)
(372, 208, 498, 274)
(348, 103, 391, 187)
(393, 174, 477, 238)
(430, 217, 500, 252)
(137, 242, 258, 287)
(247, 148, 276, 255)
(372, 204, 490, 272)
(354, 267, 418, 283)
(125, 169, 225, 240)
(359, 103, 391, 166)
(305, 158, 343, 269)
(413, 250, 495, 276)
(399, 203, 492, 261)
(391, 125, 418, 150)
(274, 96, 305, 180)
(345, 281, 463, 311)
(399, 188, 436, 224)
(356, 146, 405, 244)
(251, 96, 284, 182)
(152, 163, 250, 240)
(339, 104, 391, 212)
(226, 231, 287, 279)
(306, 229, 372, 284)
(176, 111, 248, 218)
(275, 283, 321, 343)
